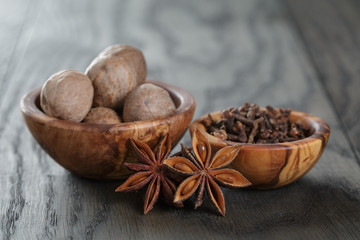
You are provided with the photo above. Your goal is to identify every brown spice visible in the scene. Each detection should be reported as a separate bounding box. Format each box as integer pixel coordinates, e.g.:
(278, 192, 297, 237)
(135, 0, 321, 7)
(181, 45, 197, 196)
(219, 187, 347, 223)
(115, 135, 183, 214)
(122, 83, 176, 122)
(163, 128, 251, 216)
(202, 103, 308, 144)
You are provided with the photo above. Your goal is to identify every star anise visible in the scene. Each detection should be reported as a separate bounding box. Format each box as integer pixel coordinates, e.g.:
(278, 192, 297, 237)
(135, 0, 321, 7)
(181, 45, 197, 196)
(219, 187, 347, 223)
(163, 128, 251, 216)
(115, 135, 183, 214)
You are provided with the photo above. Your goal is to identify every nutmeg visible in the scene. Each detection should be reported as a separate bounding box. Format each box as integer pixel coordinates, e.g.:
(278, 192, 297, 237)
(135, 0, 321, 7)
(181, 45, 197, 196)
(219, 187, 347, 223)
(40, 70, 94, 122)
(83, 107, 122, 124)
(123, 83, 176, 122)
(85, 44, 147, 109)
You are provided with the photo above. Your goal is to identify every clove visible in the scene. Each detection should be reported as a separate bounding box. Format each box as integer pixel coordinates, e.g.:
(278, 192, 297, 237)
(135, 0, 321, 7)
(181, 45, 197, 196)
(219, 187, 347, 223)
(205, 103, 307, 144)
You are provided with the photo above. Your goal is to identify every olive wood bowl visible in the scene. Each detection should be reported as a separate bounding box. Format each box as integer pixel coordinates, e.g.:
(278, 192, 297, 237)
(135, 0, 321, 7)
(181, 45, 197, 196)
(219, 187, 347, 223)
(190, 110, 330, 189)
(20, 81, 195, 180)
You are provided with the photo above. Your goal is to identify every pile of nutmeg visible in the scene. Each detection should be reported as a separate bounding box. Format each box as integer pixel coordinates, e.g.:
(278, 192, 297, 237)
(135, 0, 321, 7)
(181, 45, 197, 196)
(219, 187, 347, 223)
(40, 45, 176, 124)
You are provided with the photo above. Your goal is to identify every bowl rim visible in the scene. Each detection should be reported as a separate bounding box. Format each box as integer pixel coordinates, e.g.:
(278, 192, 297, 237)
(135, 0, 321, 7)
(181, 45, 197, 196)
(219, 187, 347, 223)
(190, 109, 330, 149)
(20, 80, 196, 132)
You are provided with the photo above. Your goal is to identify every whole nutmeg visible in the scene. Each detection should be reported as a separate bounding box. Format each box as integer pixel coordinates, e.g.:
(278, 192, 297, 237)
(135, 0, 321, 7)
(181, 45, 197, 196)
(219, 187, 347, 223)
(40, 70, 94, 122)
(85, 44, 147, 109)
(83, 107, 122, 124)
(123, 83, 176, 122)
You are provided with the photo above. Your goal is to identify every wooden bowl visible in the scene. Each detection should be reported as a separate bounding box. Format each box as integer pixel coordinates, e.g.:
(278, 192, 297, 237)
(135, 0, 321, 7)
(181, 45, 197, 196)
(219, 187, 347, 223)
(20, 81, 195, 180)
(189, 110, 330, 189)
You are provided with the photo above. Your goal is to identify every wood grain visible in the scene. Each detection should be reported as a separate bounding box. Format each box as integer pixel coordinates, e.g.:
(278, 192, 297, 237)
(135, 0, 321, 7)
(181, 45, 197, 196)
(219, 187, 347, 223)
(0, 0, 359, 239)
(286, 0, 360, 162)
(20, 81, 195, 180)
(190, 110, 331, 189)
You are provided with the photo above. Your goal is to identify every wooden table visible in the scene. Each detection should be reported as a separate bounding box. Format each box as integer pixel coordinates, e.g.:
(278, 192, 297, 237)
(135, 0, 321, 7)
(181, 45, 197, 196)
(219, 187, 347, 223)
(1, 0, 360, 239)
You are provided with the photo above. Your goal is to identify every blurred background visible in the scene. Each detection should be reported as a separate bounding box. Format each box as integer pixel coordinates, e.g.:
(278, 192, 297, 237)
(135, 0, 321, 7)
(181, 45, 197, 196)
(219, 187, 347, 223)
(1, 0, 359, 148)
(1, 0, 360, 239)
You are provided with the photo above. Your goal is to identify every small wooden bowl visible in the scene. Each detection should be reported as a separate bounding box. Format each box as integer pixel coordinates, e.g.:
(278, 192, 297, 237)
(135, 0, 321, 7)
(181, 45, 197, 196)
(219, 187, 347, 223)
(20, 81, 195, 180)
(190, 110, 330, 189)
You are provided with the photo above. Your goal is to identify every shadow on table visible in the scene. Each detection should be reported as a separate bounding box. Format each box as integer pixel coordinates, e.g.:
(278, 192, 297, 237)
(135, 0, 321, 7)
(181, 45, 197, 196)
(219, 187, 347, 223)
(62, 173, 360, 239)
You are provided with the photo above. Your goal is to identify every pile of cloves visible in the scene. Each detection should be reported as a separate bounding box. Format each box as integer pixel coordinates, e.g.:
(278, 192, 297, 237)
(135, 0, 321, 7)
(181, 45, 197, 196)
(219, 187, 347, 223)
(202, 103, 309, 144)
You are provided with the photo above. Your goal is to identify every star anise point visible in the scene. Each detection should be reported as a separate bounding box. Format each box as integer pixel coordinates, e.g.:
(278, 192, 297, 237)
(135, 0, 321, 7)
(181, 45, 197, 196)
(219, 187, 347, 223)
(164, 127, 251, 216)
(115, 135, 182, 214)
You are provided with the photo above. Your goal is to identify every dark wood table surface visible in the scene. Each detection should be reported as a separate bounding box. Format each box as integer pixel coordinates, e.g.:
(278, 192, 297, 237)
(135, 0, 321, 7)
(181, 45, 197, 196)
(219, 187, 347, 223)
(1, 0, 360, 239)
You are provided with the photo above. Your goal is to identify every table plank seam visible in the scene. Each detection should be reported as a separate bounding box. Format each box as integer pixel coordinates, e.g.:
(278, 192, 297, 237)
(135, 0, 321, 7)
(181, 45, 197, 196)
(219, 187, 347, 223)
(284, 1, 360, 166)
(0, 0, 32, 101)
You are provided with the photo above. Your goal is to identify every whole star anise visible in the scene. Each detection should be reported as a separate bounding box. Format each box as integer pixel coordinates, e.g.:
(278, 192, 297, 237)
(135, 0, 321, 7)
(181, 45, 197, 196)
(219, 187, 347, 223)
(163, 128, 251, 216)
(115, 135, 183, 214)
